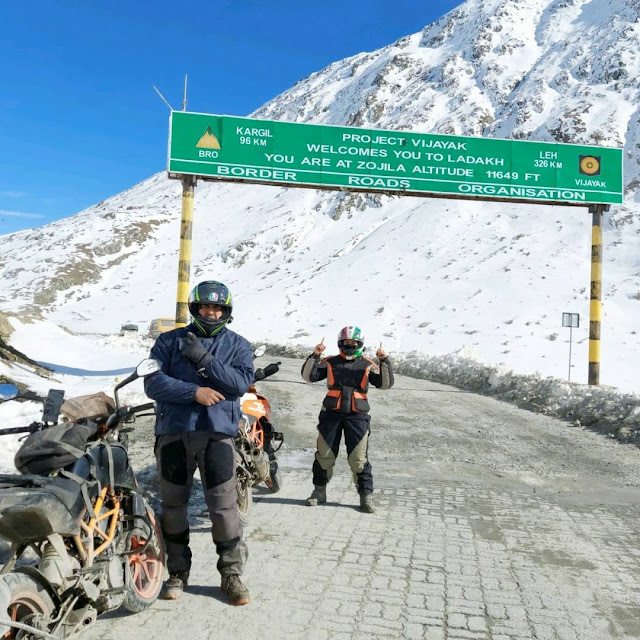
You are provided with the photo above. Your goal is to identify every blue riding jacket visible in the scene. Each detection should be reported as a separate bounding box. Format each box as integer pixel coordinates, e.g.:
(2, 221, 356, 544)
(144, 324, 254, 437)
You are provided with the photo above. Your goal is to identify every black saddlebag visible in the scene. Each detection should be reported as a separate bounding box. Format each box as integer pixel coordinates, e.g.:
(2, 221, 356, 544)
(14, 420, 99, 476)
(0, 474, 85, 541)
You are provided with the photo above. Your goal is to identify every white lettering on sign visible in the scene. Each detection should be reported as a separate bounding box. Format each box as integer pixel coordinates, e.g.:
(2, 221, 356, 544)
(575, 178, 607, 188)
(342, 133, 407, 146)
(393, 150, 421, 160)
(412, 140, 467, 150)
(265, 153, 294, 163)
(356, 161, 405, 172)
(539, 151, 558, 159)
(306, 144, 388, 158)
(217, 166, 298, 181)
(457, 184, 586, 201)
(236, 127, 273, 137)
(448, 155, 505, 166)
(412, 166, 474, 177)
(199, 150, 219, 158)
(348, 176, 410, 189)
(302, 157, 331, 166)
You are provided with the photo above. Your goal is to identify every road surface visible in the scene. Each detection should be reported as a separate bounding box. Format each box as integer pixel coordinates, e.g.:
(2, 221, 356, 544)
(85, 355, 640, 640)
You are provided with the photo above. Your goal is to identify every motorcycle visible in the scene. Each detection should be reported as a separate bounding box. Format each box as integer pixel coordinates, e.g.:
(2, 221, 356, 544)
(235, 346, 283, 523)
(0, 359, 164, 639)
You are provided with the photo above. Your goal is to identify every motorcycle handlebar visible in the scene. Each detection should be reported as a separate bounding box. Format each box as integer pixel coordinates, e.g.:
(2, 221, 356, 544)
(0, 424, 43, 437)
(105, 402, 156, 429)
(254, 361, 281, 382)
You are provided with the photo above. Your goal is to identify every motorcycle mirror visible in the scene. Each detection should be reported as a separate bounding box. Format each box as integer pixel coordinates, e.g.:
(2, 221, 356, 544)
(254, 345, 267, 358)
(0, 384, 19, 402)
(114, 359, 160, 409)
(136, 358, 160, 377)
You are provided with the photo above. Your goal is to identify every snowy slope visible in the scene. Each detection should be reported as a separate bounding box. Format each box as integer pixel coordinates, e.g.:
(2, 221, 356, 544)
(0, 0, 638, 392)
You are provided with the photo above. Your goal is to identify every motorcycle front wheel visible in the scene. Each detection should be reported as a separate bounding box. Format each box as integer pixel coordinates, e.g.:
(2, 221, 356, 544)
(122, 507, 165, 613)
(0, 572, 55, 639)
(236, 473, 253, 525)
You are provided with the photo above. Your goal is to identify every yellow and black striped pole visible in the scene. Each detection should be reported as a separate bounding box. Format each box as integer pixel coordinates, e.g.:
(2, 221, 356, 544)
(175, 175, 196, 327)
(588, 204, 609, 385)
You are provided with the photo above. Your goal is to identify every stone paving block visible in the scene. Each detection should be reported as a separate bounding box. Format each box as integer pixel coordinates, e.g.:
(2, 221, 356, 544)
(447, 612, 469, 629)
(406, 614, 444, 627)
(487, 604, 507, 620)
(314, 617, 356, 633)
(426, 595, 445, 611)
(490, 623, 533, 636)
(467, 615, 488, 632)
(448, 598, 485, 616)
(382, 604, 403, 621)
(448, 631, 488, 639)
(407, 593, 426, 608)
(424, 628, 445, 640)
(357, 622, 401, 636)
(404, 623, 424, 640)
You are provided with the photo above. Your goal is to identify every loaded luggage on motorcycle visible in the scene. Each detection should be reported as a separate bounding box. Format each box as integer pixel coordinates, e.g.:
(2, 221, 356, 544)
(0, 359, 165, 639)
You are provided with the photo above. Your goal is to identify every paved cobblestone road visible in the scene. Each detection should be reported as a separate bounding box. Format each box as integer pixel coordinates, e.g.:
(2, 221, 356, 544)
(83, 357, 640, 640)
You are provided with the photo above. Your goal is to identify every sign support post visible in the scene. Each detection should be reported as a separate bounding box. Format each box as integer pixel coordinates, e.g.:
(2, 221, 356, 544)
(588, 204, 609, 385)
(175, 174, 196, 327)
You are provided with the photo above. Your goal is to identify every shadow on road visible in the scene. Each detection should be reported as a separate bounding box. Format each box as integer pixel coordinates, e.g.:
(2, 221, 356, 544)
(257, 495, 360, 511)
(185, 584, 227, 603)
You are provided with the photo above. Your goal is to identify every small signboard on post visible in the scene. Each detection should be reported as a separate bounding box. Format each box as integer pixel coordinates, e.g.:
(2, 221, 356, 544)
(562, 313, 580, 328)
(168, 112, 623, 206)
(562, 313, 580, 381)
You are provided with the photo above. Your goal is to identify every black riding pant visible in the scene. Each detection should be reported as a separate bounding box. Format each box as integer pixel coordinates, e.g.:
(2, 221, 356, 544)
(155, 431, 248, 577)
(312, 410, 373, 495)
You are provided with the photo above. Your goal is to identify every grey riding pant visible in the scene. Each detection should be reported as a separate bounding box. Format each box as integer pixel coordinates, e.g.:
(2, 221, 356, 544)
(155, 431, 248, 577)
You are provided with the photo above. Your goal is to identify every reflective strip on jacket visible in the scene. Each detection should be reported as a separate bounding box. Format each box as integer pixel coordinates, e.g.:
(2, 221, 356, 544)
(144, 324, 254, 437)
(301, 352, 394, 413)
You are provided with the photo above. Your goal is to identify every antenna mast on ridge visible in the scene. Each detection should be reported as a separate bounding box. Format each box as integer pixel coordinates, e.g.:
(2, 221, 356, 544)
(182, 74, 188, 111)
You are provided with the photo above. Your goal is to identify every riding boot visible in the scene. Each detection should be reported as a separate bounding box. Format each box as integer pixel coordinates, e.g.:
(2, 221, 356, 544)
(360, 492, 375, 513)
(306, 485, 327, 506)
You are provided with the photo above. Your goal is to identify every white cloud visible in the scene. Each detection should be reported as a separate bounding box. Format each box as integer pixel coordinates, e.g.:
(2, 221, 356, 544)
(0, 191, 28, 198)
(0, 209, 44, 219)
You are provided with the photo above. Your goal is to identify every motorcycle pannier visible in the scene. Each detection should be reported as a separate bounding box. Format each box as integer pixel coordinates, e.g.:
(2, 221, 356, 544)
(14, 420, 99, 476)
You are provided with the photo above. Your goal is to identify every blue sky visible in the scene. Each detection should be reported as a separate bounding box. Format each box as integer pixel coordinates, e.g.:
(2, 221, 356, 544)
(0, 0, 462, 235)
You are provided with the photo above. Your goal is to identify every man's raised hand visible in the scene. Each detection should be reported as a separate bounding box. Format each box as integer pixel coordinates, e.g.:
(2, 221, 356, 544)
(313, 337, 326, 357)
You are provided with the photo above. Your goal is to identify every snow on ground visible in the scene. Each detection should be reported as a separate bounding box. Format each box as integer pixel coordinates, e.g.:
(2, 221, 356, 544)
(1, 315, 637, 475)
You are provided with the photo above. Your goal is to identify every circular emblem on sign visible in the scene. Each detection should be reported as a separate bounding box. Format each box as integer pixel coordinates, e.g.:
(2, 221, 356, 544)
(580, 156, 600, 175)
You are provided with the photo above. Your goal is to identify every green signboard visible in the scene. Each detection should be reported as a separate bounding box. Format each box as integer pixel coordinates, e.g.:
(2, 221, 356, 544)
(168, 112, 623, 206)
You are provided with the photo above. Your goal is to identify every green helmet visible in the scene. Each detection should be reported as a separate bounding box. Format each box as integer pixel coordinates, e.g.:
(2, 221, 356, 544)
(188, 280, 233, 337)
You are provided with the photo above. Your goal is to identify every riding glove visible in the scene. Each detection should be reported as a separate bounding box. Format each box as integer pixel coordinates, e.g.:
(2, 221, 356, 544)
(181, 332, 214, 369)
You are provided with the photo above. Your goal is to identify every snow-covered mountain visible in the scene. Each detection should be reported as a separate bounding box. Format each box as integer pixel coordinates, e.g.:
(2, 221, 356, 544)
(1, 0, 639, 392)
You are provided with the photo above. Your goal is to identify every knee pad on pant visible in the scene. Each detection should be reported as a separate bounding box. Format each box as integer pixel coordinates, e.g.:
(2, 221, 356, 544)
(163, 528, 189, 546)
(203, 438, 235, 490)
(159, 439, 188, 485)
